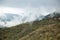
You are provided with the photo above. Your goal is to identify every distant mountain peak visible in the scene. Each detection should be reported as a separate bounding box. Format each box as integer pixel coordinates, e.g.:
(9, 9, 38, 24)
(44, 12, 60, 20)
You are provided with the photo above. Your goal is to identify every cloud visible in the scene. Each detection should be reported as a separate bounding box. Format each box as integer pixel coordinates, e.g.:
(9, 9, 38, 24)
(0, 7, 25, 14)
(0, 7, 56, 27)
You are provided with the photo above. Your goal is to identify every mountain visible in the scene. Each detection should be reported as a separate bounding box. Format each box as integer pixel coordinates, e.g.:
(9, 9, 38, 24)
(0, 12, 60, 40)
(44, 12, 60, 19)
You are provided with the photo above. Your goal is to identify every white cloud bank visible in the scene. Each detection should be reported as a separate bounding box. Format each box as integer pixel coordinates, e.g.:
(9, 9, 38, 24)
(0, 7, 56, 27)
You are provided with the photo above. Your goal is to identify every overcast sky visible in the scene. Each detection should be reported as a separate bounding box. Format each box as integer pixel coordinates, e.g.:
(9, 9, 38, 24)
(0, 0, 60, 14)
(0, 0, 60, 8)
(0, 0, 60, 11)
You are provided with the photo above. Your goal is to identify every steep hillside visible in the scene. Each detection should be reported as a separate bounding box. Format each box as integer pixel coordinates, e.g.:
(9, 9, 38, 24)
(0, 12, 60, 40)
(0, 20, 45, 40)
(19, 20, 60, 40)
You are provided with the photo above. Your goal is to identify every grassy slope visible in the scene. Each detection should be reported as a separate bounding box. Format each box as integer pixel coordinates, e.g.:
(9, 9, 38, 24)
(19, 22, 60, 40)
(0, 19, 60, 40)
